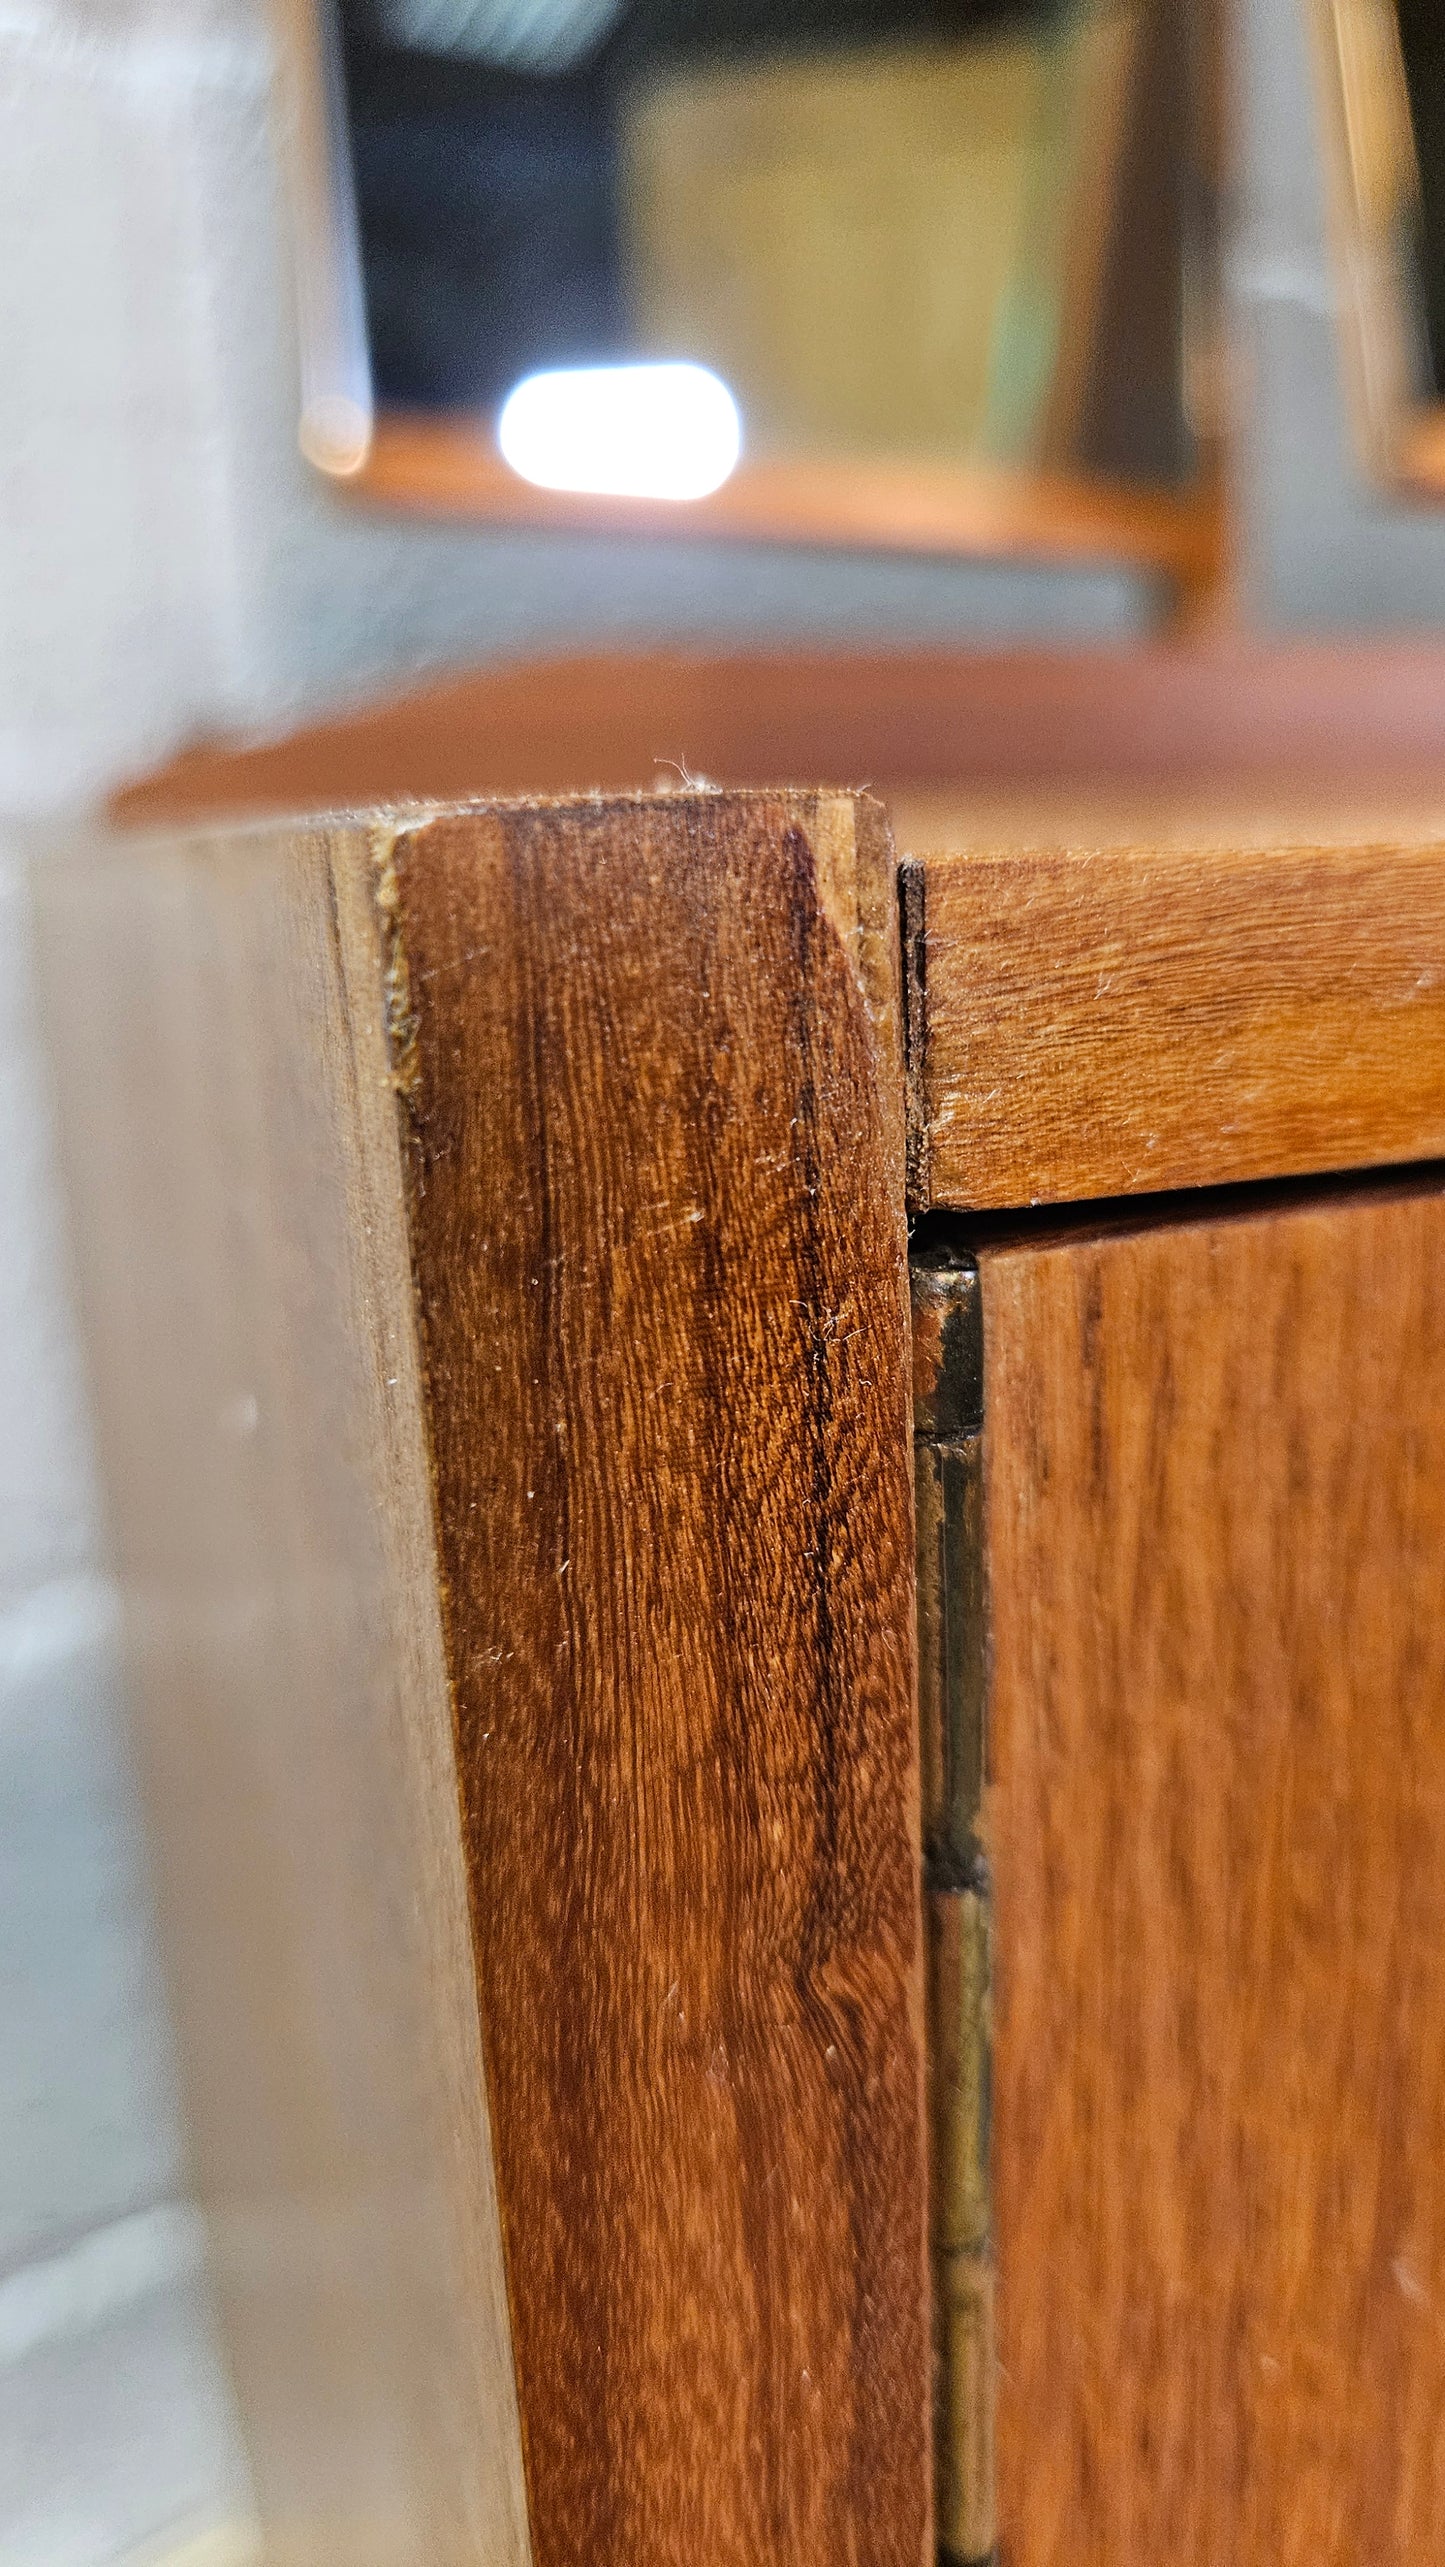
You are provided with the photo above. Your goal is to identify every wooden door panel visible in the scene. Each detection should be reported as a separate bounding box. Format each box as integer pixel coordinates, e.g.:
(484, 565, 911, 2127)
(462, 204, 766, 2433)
(979, 1180, 1445, 2563)
(908, 841, 1445, 1212)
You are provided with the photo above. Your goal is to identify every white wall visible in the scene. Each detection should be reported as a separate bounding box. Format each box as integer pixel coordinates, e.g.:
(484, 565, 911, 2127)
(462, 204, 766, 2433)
(6, 0, 1445, 2556)
(1234, 0, 1445, 626)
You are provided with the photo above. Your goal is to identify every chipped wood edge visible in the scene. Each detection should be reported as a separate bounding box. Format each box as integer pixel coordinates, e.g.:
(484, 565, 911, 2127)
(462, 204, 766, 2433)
(366, 789, 928, 2567)
(898, 856, 930, 1214)
(327, 824, 536, 2567)
(809, 789, 910, 1217)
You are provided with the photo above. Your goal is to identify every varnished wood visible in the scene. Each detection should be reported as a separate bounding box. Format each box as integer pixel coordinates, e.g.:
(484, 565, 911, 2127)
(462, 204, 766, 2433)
(382, 791, 929, 2567)
(39, 791, 931, 2567)
(979, 1179, 1445, 2563)
(35, 821, 532, 2567)
(912, 837, 1445, 1208)
(109, 643, 1445, 833)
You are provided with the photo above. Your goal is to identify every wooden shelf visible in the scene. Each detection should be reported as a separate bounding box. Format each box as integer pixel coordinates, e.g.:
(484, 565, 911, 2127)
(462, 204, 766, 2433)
(332, 410, 1222, 591)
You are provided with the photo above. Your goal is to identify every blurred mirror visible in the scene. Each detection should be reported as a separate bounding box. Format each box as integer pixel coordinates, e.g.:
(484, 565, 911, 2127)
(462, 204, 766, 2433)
(1314, 0, 1445, 489)
(281, 0, 1219, 572)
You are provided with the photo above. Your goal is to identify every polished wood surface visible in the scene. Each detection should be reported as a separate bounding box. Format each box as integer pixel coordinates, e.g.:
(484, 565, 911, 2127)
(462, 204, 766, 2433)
(979, 1179, 1445, 2564)
(109, 643, 1445, 833)
(36, 822, 532, 2567)
(912, 836, 1445, 1208)
(383, 792, 929, 2567)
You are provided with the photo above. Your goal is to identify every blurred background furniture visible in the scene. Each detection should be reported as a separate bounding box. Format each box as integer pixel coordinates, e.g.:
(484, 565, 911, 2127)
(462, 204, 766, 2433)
(282, 0, 1222, 591)
(1311, 0, 1445, 490)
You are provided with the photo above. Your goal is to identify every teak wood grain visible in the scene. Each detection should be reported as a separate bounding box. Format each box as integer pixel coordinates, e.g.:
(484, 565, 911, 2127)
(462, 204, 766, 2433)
(978, 1180, 1445, 2564)
(382, 792, 929, 2567)
(911, 838, 1445, 1207)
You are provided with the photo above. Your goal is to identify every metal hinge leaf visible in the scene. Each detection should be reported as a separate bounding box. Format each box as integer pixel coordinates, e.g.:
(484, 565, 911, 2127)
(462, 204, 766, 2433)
(912, 1243, 994, 2567)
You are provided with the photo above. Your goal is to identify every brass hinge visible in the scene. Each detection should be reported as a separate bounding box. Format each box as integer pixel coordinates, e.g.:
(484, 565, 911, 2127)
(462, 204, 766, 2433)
(911, 1245, 994, 2567)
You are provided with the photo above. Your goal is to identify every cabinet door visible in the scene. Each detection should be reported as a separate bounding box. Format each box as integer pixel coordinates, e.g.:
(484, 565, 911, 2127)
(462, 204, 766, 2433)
(975, 1179, 1445, 2563)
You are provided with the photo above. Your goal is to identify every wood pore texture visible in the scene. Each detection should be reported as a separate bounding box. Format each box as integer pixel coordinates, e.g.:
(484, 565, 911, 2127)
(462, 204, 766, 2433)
(911, 838, 1445, 1206)
(379, 792, 930, 2567)
(979, 1180, 1445, 2564)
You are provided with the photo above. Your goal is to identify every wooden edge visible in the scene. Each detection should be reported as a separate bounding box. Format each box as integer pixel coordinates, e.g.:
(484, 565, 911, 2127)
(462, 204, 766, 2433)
(34, 816, 533, 2567)
(377, 789, 931, 2567)
(326, 817, 536, 2566)
(814, 788, 909, 1216)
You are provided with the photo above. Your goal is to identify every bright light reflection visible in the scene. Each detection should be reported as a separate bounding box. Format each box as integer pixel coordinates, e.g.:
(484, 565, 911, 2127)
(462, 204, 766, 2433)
(497, 362, 742, 501)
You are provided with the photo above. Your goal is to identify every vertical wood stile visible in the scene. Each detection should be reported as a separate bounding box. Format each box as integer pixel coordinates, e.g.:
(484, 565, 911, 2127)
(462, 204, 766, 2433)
(382, 791, 932, 2567)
